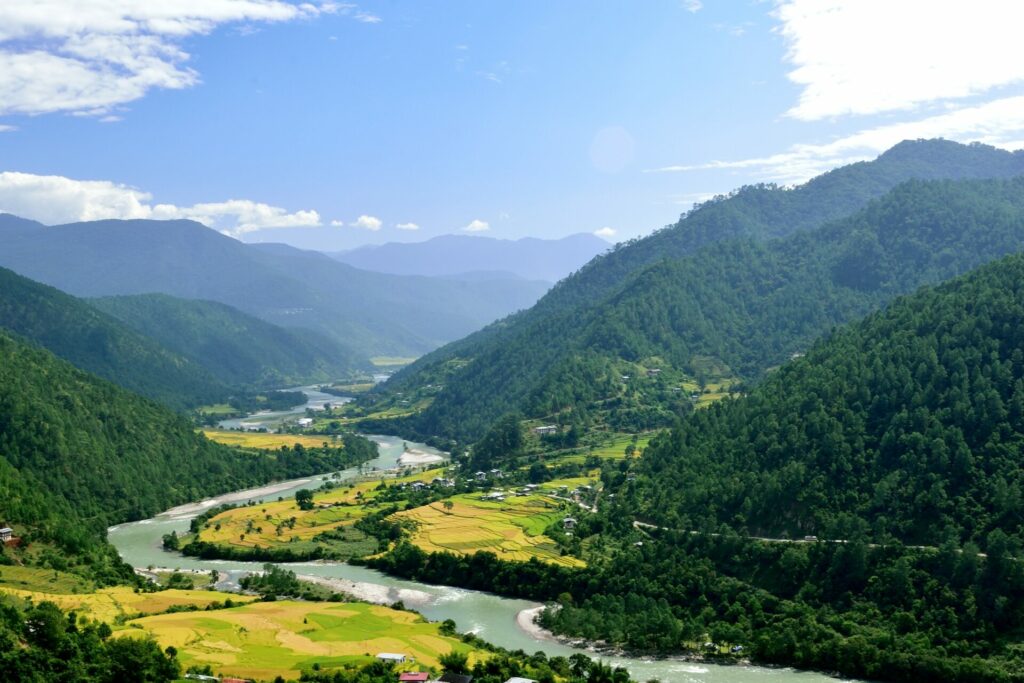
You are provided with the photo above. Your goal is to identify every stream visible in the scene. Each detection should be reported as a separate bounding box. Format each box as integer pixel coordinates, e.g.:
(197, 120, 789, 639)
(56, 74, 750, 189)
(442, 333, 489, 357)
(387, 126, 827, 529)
(108, 388, 849, 683)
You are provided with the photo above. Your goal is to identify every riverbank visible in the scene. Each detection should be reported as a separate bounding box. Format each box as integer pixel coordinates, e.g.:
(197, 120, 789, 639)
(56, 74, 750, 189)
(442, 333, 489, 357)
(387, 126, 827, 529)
(298, 574, 434, 606)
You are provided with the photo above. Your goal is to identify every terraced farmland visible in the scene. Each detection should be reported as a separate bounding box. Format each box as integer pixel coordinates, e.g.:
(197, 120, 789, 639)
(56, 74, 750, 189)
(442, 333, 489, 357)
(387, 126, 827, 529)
(123, 600, 481, 680)
(391, 489, 586, 567)
(0, 584, 254, 623)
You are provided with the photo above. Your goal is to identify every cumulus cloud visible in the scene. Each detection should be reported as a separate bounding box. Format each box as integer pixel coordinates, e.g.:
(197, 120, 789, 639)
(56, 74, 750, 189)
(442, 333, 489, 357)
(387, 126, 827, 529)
(0, 170, 321, 235)
(462, 219, 489, 233)
(594, 227, 616, 239)
(0, 1, 374, 118)
(683, 0, 703, 13)
(330, 219, 344, 226)
(776, 0, 1024, 120)
(352, 214, 382, 231)
(395, 222, 419, 231)
(648, 95, 1024, 184)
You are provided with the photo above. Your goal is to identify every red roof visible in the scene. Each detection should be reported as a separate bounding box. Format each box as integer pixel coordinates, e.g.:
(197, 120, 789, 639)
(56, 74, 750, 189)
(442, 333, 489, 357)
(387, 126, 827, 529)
(399, 673, 430, 682)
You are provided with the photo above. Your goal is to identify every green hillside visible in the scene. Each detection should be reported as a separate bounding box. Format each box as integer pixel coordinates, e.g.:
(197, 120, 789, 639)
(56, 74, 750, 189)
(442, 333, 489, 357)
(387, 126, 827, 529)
(92, 293, 357, 389)
(0, 330, 375, 584)
(0, 266, 227, 409)
(373, 164, 1024, 443)
(376, 254, 1024, 682)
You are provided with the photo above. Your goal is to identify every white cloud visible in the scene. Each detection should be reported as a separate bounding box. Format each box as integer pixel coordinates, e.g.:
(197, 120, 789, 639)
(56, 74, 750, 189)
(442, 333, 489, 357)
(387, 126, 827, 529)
(594, 227, 616, 239)
(354, 11, 381, 23)
(0, 125, 15, 132)
(0, 170, 320, 235)
(647, 95, 1024, 184)
(683, 0, 702, 13)
(330, 219, 344, 226)
(0, 1, 374, 118)
(352, 214, 382, 230)
(462, 219, 489, 233)
(776, 0, 1024, 120)
(395, 222, 419, 231)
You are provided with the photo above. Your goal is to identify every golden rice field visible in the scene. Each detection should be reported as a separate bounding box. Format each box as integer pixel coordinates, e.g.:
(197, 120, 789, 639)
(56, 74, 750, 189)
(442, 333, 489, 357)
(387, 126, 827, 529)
(122, 600, 482, 681)
(202, 429, 342, 450)
(0, 584, 254, 624)
(195, 468, 446, 552)
(391, 490, 586, 568)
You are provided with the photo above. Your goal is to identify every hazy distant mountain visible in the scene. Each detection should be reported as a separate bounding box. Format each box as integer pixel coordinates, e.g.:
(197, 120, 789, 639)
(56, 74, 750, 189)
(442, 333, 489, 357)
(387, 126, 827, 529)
(331, 233, 609, 282)
(91, 293, 358, 389)
(0, 216, 550, 359)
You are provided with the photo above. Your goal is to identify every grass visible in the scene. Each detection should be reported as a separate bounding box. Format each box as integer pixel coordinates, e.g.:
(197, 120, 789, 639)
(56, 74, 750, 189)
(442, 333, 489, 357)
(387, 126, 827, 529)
(391, 483, 589, 568)
(202, 429, 342, 450)
(123, 600, 482, 681)
(0, 585, 255, 623)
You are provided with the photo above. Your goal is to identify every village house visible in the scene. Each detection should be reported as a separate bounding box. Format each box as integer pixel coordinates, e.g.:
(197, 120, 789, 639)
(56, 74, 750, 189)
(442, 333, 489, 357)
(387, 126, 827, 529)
(489, 468, 504, 478)
(398, 673, 430, 683)
(377, 653, 408, 664)
(297, 417, 313, 428)
(474, 471, 488, 481)
(532, 425, 558, 436)
(505, 678, 539, 683)
(646, 368, 662, 377)
(0, 527, 12, 543)
(562, 517, 577, 531)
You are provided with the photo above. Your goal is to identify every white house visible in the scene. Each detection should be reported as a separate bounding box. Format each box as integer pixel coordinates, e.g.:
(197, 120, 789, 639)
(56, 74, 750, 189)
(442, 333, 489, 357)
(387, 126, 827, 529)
(376, 653, 407, 663)
(0, 528, 12, 542)
(297, 417, 313, 428)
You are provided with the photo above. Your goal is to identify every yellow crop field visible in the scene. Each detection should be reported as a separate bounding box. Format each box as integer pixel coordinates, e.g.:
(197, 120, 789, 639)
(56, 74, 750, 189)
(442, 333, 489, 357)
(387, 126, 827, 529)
(391, 490, 585, 567)
(0, 585, 254, 623)
(123, 600, 482, 681)
(195, 468, 448, 553)
(202, 429, 341, 450)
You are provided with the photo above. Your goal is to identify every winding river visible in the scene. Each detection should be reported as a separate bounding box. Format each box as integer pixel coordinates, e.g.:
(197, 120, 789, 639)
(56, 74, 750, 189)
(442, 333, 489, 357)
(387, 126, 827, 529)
(108, 388, 849, 683)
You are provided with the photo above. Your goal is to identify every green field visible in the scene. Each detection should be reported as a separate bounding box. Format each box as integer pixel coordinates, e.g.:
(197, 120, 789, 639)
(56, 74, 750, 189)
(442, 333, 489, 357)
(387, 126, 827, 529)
(0, 565, 95, 594)
(124, 600, 482, 680)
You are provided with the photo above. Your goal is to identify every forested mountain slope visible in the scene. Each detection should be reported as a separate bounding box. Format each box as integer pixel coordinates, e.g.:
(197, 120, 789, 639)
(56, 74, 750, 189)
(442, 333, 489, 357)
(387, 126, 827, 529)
(384, 139, 1024, 376)
(527, 253, 1024, 682)
(0, 331, 374, 583)
(0, 266, 227, 409)
(377, 167, 1024, 442)
(632, 250, 1024, 549)
(0, 217, 548, 359)
(92, 293, 355, 389)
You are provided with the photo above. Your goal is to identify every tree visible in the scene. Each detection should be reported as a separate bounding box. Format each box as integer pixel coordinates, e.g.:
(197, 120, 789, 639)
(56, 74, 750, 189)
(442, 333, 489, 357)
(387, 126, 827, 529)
(443, 500, 455, 515)
(295, 489, 315, 511)
(439, 650, 469, 674)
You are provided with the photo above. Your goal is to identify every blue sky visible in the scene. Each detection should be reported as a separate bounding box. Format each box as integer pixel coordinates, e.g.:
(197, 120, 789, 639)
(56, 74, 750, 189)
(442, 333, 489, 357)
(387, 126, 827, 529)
(2, 1, 1024, 250)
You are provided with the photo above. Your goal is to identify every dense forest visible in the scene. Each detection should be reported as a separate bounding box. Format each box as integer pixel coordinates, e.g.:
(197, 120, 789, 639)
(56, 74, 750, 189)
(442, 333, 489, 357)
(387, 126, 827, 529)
(372, 158, 1024, 443)
(367, 255, 1024, 682)
(91, 293, 358, 389)
(0, 266, 227, 410)
(0, 331, 377, 583)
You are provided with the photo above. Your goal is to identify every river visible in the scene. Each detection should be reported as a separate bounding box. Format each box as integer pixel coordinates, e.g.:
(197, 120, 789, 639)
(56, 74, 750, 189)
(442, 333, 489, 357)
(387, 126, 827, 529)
(108, 388, 849, 683)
